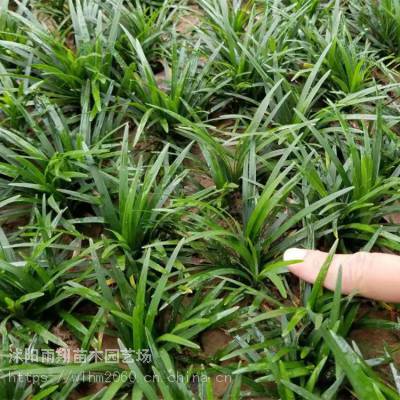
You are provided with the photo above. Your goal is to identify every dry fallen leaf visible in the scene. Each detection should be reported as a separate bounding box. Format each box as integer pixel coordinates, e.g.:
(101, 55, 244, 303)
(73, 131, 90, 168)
(176, 5, 202, 34)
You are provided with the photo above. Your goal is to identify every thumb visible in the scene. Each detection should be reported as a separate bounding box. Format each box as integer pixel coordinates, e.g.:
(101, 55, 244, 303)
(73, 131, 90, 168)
(283, 248, 400, 303)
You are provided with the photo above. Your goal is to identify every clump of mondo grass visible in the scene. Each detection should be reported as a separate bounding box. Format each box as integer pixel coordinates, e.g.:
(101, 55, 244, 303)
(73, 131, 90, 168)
(0, 1, 400, 399)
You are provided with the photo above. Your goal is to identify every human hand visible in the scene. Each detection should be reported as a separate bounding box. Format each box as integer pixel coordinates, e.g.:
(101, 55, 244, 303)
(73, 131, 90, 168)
(283, 249, 400, 303)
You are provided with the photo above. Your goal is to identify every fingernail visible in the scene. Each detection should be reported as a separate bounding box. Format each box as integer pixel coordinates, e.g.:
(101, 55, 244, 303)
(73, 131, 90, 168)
(283, 248, 308, 261)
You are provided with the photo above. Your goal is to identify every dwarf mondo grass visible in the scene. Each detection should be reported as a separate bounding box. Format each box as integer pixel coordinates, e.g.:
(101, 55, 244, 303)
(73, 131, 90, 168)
(0, 0, 400, 399)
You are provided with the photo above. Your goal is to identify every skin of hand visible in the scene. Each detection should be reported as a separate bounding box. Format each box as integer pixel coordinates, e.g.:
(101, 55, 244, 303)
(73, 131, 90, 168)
(283, 249, 400, 303)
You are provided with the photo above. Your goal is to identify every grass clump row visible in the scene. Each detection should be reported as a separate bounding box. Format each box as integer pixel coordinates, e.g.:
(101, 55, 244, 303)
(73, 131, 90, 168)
(0, 0, 400, 399)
